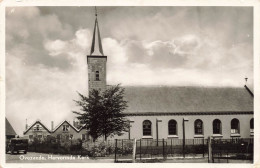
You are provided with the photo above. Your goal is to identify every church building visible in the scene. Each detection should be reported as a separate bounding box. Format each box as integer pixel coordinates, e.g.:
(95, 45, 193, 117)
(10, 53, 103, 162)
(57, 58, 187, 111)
(87, 11, 254, 141)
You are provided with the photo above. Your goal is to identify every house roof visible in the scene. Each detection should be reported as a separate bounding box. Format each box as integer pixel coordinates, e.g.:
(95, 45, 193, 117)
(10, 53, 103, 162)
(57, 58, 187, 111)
(122, 85, 253, 113)
(6, 118, 16, 136)
(52, 120, 81, 133)
(24, 120, 51, 134)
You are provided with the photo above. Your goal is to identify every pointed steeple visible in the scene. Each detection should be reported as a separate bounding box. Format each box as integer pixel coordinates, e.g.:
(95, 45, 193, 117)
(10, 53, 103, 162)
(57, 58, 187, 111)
(90, 7, 104, 56)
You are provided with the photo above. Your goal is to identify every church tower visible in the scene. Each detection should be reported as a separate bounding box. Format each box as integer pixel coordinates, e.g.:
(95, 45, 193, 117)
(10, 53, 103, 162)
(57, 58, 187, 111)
(87, 8, 107, 93)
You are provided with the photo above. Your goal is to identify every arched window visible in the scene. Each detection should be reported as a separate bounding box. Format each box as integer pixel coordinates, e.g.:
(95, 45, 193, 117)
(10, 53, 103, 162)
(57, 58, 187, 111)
(213, 119, 222, 134)
(231, 118, 240, 134)
(143, 120, 152, 136)
(250, 118, 254, 133)
(168, 120, 177, 135)
(194, 119, 203, 135)
(95, 71, 100, 81)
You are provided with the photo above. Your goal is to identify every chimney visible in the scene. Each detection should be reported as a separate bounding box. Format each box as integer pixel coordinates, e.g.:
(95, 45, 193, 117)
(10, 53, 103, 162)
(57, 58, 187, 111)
(25, 119, 28, 130)
(51, 121, 54, 131)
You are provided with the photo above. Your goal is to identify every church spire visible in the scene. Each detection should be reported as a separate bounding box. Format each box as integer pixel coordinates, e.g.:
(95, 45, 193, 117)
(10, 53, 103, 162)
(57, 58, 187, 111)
(90, 7, 104, 56)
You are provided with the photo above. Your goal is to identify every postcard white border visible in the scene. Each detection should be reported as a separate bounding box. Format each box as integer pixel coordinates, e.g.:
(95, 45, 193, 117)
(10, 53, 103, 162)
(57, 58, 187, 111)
(1, 0, 260, 168)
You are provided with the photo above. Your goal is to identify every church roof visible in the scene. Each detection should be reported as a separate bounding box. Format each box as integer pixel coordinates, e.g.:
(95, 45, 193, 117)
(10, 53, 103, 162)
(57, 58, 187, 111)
(90, 7, 104, 56)
(122, 86, 253, 114)
(6, 118, 17, 136)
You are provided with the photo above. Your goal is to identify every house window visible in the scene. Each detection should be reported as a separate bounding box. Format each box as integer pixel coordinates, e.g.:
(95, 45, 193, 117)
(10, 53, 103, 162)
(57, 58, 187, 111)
(213, 119, 222, 134)
(29, 135, 33, 139)
(38, 135, 43, 139)
(231, 118, 240, 134)
(194, 119, 203, 135)
(168, 120, 177, 135)
(143, 120, 152, 136)
(34, 124, 40, 131)
(95, 71, 100, 81)
(57, 134, 61, 140)
(82, 134, 86, 140)
(63, 125, 69, 132)
(250, 118, 254, 133)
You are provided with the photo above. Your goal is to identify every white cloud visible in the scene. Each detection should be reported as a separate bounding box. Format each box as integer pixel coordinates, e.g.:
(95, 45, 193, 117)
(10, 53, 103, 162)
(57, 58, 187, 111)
(44, 40, 68, 56)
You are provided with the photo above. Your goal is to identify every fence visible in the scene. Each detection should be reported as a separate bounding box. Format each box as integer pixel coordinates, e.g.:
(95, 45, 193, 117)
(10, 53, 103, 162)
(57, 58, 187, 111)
(211, 138, 253, 163)
(135, 138, 208, 160)
(114, 139, 134, 162)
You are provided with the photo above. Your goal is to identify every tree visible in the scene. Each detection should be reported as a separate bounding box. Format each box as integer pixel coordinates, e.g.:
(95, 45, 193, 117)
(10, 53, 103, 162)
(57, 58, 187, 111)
(73, 85, 129, 141)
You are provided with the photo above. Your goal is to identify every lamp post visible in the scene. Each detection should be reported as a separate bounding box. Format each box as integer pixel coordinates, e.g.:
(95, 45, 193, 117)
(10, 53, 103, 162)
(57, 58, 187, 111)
(156, 118, 162, 146)
(182, 117, 189, 158)
(128, 120, 135, 140)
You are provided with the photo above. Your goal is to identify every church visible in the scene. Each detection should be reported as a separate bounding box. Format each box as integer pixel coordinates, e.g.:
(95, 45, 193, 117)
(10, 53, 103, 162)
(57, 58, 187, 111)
(86, 11, 254, 141)
(24, 11, 254, 141)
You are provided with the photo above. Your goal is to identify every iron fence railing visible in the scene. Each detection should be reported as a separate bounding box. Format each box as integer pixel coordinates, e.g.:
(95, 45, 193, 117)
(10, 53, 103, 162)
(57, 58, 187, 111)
(135, 138, 208, 160)
(211, 138, 253, 163)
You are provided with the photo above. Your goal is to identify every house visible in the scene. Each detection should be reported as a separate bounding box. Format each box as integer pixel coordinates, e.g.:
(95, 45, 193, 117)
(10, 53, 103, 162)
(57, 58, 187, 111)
(6, 118, 17, 140)
(23, 120, 51, 141)
(51, 120, 88, 140)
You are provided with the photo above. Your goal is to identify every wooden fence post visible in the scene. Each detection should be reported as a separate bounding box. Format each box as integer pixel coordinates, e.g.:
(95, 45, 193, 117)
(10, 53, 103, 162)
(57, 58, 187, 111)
(132, 138, 136, 163)
(140, 139, 142, 160)
(208, 136, 212, 163)
(114, 139, 117, 163)
(163, 138, 165, 159)
(202, 138, 205, 157)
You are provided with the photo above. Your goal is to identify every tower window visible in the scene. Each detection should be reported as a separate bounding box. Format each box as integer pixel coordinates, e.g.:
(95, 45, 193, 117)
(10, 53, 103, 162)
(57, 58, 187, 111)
(95, 71, 100, 81)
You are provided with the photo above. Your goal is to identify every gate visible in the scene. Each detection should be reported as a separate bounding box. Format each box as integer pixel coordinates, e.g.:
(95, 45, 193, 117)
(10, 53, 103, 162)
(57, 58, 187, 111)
(114, 139, 134, 162)
(136, 139, 167, 160)
(211, 138, 253, 163)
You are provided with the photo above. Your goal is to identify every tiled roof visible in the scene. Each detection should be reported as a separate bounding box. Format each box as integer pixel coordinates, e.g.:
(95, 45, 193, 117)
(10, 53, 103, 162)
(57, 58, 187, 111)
(122, 86, 253, 113)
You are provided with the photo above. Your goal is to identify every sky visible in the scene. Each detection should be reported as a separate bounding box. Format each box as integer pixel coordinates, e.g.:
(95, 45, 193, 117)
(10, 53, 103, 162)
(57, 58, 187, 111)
(5, 6, 253, 135)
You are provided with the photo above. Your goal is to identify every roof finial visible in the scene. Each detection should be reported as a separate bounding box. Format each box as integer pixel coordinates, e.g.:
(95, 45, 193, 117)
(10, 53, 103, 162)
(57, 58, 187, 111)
(245, 77, 248, 85)
(95, 6, 97, 17)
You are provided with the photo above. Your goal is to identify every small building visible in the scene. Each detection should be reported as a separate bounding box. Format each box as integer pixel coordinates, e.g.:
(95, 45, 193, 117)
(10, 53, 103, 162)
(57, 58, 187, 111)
(51, 120, 87, 140)
(23, 120, 51, 141)
(6, 118, 17, 140)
